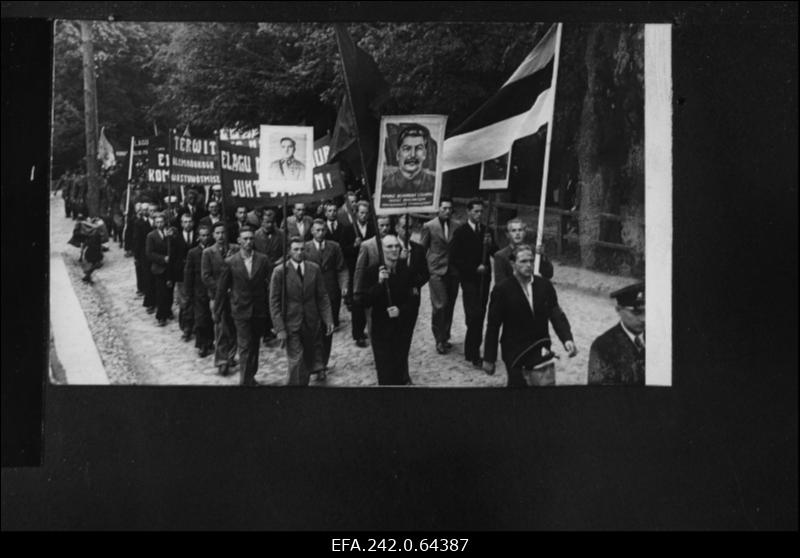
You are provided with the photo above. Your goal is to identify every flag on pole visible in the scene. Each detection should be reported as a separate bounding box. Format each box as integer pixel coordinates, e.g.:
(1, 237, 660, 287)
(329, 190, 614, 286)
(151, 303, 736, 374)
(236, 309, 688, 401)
(97, 126, 116, 170)
(442, 23, 559, 172)
(330, 24, 390, 179)
(182, 124, 191, 137)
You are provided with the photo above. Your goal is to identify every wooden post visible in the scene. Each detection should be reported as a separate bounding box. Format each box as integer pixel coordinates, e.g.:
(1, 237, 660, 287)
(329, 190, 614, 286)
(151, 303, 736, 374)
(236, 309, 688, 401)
(534, 22, 562, 276)
(80, 21, 101, 218)
(121, 135, 135, 247)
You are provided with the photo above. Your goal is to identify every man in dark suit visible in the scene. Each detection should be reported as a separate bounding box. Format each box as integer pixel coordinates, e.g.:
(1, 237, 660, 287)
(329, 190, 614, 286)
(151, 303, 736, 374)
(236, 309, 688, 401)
(337, 190, 358, 229)
(358, 235, 419, 386)
(323, 202, 346, 245)
(588, 282, 645, 385)
(420, 197, 459, 355)
(494, 218, 553, 284)
(145, 212, 174, 327)
(202, 222, 239, 376)
(483, 244, 577, 387)
(284, 202, 314, 241)
(198, 199, 225, 232)
(132, 202, 152, 300)
(395, 215, 430, 384)
(450, 198, 499, 367)
(347, 201, 375, 347)
(172, 213, 197, 341)
(215, 226, 274, 386)
(184, 224, 214, 358)
(269, 237, 334, 386)
(178, 187, 206, 229)
(228, 205, 250, 245)
(305, 219, 349, 377)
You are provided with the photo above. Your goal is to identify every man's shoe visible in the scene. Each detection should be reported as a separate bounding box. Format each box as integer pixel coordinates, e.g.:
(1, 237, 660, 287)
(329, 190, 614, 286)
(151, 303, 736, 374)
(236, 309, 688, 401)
(199, 346, 211, 358)
(146, 307, 156, 314)
(355, 338, 368, 348)
(469, 357, 483, 369)
(436, 342, 447, 355)
(218, 365, 229, 376)
(181, 332, 192, 342)
(443, 341, 453, 350)
(317, 369, 328, 381)
(158, 319, 167, 327)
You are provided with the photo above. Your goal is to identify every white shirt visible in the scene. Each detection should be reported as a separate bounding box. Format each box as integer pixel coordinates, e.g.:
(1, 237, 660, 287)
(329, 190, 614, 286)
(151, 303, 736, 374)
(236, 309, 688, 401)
(357, 222, 368, 239)
(292, 261, 305, 278)
(242, 252, 253, 277)
(296, 220, 305, 237)
(184, 230, 193, 245)
(468, 220, 478, 233)
(314, 240, 325, 252)
(516, 276, 534, 313)
(620, 321, 645, 349)
(327, 220, 337, 234)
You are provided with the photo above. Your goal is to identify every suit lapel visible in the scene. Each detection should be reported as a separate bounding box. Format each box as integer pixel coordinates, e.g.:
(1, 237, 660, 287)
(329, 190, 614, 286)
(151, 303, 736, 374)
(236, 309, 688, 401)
(510, 277, 535, 320)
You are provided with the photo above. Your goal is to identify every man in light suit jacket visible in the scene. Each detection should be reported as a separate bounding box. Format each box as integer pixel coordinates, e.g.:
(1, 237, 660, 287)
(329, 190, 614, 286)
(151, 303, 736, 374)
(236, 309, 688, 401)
(202, 222, 240, 376)
(284, 202, 314, 242)
(145, 212, 174, 326)
(270, 237, 334, 386)
(419, 197, 459, 354)
(215, 226, 274, 386)
(305, 220, 349, 376)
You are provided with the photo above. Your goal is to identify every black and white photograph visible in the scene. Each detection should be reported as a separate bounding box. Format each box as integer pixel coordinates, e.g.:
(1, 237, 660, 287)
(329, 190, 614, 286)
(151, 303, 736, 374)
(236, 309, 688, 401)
(3, 1, 797, 535)
(374, 115, 446, 214)
(43, 18, 671, 387)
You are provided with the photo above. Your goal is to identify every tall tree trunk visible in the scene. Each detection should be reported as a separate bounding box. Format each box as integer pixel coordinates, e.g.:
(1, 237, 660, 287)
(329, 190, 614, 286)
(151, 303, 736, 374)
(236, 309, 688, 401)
(80, 21, 100, 218)
(577, 24, 644, 272)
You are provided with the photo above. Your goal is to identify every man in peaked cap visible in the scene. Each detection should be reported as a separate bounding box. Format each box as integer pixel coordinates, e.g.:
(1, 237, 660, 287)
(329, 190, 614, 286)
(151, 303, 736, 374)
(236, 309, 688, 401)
(588, 282, 646, 385)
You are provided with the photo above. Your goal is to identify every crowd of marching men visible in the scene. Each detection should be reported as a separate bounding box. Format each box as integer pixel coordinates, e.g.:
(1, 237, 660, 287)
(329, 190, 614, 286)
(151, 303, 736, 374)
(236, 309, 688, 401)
(59, 178, 646, 387)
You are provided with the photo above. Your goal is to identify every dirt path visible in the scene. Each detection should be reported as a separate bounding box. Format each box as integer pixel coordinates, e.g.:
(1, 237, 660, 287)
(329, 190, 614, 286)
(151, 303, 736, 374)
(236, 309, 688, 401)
(50, 196, 629, 386)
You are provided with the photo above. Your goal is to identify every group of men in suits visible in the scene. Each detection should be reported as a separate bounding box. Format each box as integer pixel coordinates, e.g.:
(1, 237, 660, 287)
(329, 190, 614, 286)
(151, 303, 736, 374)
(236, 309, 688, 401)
(121, 188, 644, 387)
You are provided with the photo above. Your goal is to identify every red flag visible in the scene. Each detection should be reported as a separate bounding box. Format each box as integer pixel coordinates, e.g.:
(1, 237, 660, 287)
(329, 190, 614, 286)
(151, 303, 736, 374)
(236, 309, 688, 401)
(331, 24, 390, 183)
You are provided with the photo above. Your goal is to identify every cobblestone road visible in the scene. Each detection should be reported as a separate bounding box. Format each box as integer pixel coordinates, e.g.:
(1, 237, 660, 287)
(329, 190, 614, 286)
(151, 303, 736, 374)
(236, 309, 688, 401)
(50, 196, 633, 386)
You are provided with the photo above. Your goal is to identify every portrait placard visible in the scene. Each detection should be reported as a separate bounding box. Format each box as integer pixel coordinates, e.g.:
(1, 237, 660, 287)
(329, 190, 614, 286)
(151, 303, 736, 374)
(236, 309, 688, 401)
(479, 153, 511, 190)
(374, 114, 447, 215)
(258, 125, 314, 195)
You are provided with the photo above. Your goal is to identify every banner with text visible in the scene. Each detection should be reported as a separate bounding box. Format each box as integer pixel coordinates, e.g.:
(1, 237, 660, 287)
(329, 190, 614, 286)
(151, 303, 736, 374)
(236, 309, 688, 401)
(170, 134, 221, 188)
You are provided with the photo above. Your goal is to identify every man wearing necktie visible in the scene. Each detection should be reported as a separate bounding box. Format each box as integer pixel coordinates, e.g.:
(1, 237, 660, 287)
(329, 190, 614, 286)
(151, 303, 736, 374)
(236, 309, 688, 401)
(215, 226, 274, 386)
(420, 198, 459, 355)
(172, 213, 197, 341)
(145, 212, 174, 327)
(450, 198, 499, 368)
(305, 219, 348, 378)
(269, 237, 334, 386)
(588, 282, 646, 385)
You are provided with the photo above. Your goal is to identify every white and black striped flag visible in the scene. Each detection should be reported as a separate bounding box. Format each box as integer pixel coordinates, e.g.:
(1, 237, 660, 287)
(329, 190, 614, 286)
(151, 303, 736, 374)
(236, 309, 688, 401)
(442, 23, 560, 172)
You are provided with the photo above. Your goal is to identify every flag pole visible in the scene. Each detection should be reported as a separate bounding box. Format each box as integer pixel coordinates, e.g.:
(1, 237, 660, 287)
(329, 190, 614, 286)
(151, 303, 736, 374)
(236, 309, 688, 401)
(480, 193, 494, 304)
(121, 134, 135, 249)
(333, 24, 391, 305)
(534, 22, 562, 276)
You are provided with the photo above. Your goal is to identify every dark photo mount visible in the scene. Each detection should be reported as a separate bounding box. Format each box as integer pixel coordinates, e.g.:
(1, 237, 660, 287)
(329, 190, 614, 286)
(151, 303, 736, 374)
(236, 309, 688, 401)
(2, 2, 797, 532)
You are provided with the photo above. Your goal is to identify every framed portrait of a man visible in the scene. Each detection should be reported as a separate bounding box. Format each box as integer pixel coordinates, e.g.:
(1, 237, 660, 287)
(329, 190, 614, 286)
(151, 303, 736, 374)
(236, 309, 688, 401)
(258, 125, 314, 195)
(374, 114, 447, 215)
